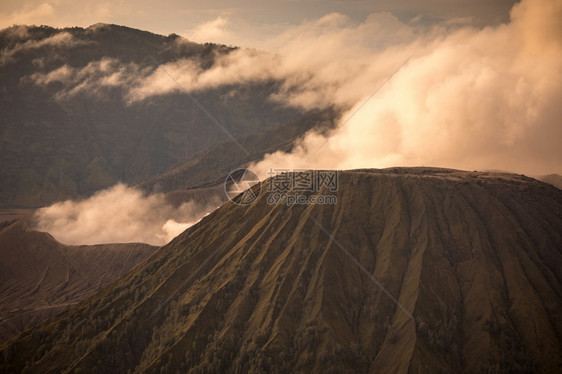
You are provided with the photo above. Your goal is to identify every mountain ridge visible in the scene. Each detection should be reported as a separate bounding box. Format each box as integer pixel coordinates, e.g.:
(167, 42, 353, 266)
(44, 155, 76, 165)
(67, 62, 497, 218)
(0, 23, 312, 207)
(2, 168, 561, 373)
(0, 218, 157, 343)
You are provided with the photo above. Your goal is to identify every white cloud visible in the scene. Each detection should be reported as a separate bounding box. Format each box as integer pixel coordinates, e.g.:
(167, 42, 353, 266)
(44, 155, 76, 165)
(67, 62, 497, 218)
(29, 57, 148, 99)
(1, 31, 86, 66)
(11, 0, 560, 250)
(23, 0, 562, 177)
(33, 183, 220, 246)
(125, 11, 418, 107)
(249, 0, 562, 176)
(160, 219, 200, 243)
(185, 16, 230, 44)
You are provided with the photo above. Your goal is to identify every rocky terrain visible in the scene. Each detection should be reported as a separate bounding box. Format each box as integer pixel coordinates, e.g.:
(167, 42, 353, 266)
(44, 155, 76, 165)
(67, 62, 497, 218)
(0, 218, 157, 343)
(1, 168, 561, 373)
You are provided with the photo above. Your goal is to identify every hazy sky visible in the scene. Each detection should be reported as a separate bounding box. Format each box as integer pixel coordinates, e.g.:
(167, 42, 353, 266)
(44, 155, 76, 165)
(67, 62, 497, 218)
(1, 0, 517, 47)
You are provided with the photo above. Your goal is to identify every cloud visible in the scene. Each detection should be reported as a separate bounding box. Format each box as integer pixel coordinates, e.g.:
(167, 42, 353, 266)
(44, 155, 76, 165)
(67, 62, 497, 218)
(12, 0, 560, 249)
(33, 184, 220, 246)
(125, 48, 283, 102)
(248, 0, 562, 176)
(27, 12, 417, 106)
(29, 57, 148, 99)
(185, 16, 230, 44)
(127, 12, 416, 107)
(23, 0, 562, 176)
(1, 31, 85, 66)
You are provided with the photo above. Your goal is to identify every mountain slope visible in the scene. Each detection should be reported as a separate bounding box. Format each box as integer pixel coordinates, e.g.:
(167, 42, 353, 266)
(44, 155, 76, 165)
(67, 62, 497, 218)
(1, 168, 561, 373)
(0, 219, 157, 343)
(0, 24, 307, 206)
(539, 174, 562, 190)
(139, 106, 338, 194)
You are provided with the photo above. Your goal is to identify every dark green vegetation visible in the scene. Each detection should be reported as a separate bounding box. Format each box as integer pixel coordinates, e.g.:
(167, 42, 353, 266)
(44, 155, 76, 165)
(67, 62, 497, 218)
(2, 168, 561, 373)
(0, 218, 157, 343)
(0, 24, 311, 207)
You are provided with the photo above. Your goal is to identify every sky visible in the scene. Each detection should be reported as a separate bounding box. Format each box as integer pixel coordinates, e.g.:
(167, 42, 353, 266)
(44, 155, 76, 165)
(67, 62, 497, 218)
(1, 0, 517, 48)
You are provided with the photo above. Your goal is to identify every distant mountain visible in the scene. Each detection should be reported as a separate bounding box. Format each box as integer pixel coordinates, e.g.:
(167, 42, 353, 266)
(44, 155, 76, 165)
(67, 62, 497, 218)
(0, 218, 156, 343)
(2, 168, 561, 373)
(539, 174, 562, 190)
(0, 24, 308, 207)
(139, 106, 339, 194)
